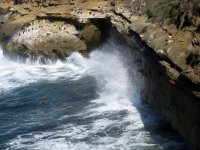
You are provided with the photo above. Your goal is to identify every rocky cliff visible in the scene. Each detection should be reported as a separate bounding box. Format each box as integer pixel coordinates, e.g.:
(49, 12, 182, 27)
(0, 0, 200, 149)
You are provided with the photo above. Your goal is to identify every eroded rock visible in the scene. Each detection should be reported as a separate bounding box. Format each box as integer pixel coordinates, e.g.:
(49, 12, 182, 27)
(2, 18, 101, 61)
(0, 0, 200, 149)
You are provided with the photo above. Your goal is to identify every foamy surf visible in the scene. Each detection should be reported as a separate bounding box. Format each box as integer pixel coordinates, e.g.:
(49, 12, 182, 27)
(0, 43, 186, 150)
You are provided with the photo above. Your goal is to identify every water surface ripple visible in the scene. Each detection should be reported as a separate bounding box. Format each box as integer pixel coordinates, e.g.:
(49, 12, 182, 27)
(0, 43, 186, 150)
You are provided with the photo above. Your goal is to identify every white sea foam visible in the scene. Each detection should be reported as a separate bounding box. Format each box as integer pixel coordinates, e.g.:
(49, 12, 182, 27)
(0, 44, 177, 150)
(0, 48, 87, 94)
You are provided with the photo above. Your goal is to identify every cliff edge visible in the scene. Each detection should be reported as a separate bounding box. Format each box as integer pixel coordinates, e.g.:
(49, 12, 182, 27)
(0, 0, 200, 149)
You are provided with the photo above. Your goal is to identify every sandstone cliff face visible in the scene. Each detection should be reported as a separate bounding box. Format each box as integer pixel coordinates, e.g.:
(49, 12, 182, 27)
(0, 0, 200, 149)
(0, 0, 103, 62)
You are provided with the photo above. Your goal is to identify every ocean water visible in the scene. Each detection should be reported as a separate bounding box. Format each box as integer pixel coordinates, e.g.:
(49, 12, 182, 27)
(0, 41, 186, 150)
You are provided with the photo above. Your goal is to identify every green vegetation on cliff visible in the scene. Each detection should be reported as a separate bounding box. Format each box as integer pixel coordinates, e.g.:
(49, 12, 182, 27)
(146, 0, 200, 28)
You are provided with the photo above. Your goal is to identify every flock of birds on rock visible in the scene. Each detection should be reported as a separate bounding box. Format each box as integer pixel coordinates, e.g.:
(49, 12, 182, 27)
(17, 20, 77, 39)
(1, 0, 139, 40)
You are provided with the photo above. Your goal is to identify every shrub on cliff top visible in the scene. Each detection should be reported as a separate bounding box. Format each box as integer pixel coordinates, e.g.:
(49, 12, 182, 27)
(146, 0, 181, 21)
(146, 0, 200, 28)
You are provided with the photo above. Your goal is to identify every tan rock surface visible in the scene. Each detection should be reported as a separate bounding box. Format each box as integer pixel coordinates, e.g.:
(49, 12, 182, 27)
(0, 1, 200, 148)
(0, 0, 199, 92)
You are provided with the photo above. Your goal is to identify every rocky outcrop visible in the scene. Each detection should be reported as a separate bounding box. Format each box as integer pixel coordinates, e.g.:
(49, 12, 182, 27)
(4, 20, 101, 61)
(0, 0, 102, 61)
(0, 0, 200, 149)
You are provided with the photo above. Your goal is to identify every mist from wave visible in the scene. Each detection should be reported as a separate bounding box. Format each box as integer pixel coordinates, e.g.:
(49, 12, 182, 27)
(0, 41, 186, 150)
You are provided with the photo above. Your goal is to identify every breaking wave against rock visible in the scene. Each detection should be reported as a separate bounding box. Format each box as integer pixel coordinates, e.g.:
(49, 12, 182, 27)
(0, 42, 186, 150)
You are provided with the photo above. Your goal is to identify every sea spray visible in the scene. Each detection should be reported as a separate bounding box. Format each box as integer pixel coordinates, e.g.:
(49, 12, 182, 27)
(0, 43, 186, 150)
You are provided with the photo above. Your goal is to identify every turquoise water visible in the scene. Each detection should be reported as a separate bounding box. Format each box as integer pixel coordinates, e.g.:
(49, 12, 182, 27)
(0, 42, 186, 150)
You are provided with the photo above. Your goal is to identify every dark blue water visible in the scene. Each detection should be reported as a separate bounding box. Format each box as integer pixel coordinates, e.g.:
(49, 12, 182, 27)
(0, 76, 98, 149)
(0, 43, 187, 150)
